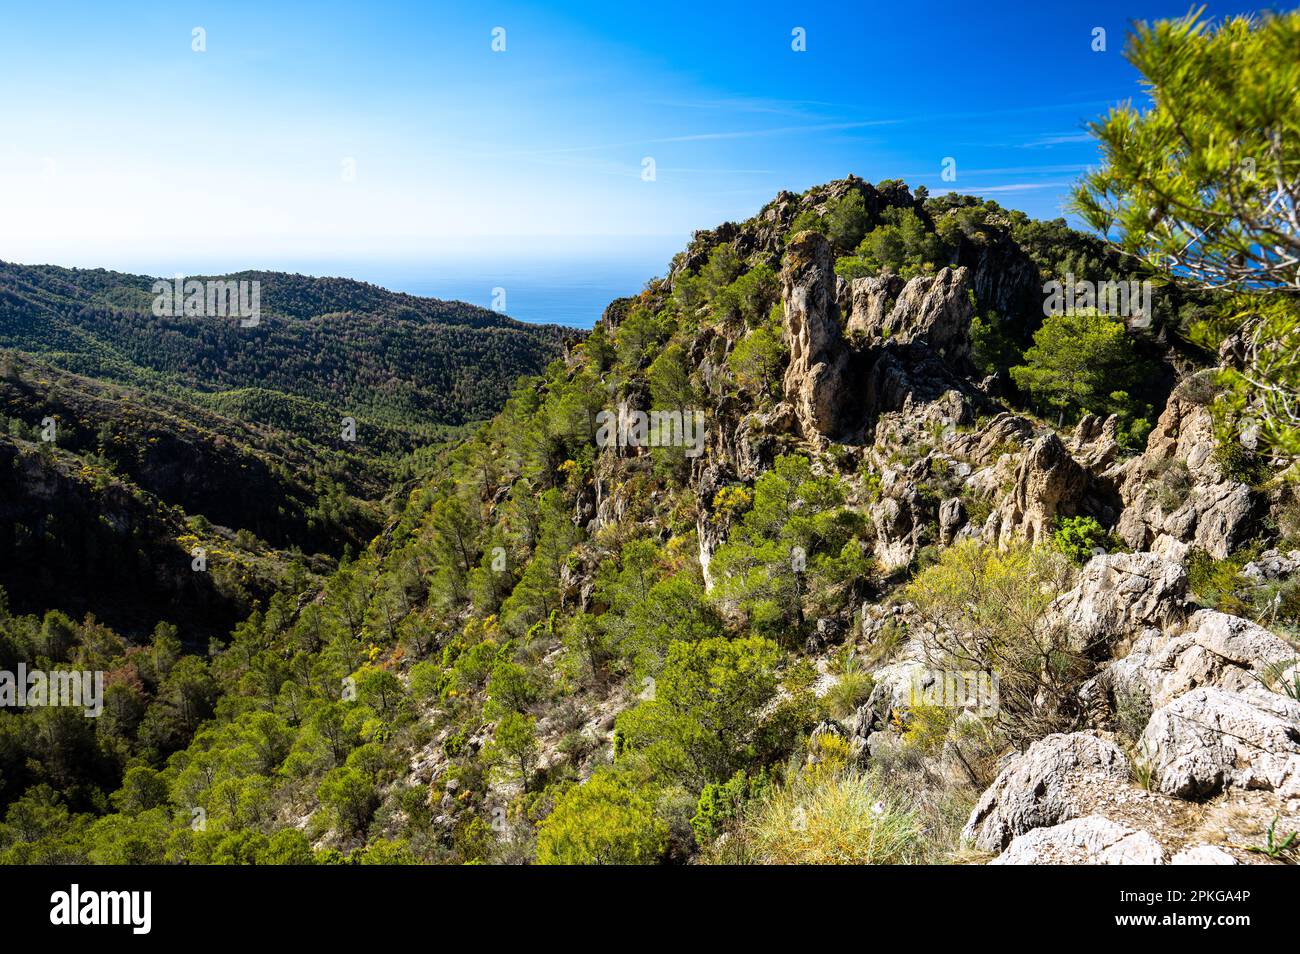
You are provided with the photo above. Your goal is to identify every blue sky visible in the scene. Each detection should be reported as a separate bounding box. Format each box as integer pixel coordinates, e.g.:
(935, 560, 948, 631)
(0, 0, 1280, 275)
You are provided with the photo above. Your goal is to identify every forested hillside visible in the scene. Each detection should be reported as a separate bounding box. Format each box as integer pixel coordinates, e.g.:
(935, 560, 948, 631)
(0, 266, 575, 640)
(0, 262, 577, 447)
(4, 172, 1295, 866)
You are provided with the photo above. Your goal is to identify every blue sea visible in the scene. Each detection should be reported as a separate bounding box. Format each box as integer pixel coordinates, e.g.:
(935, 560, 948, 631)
(353, 254, 673, 329)
(96, 237, 685, 330)
(266, 240, 683, 330)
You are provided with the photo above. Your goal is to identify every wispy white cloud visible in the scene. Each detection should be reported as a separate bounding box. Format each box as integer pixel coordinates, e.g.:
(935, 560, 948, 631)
(932, 181, 1072, 195)
(655, 168, 776, 174)
(904, 164, 1089, 179)
(477, 120, 900, 159)
(645, 96, 844, 119)
(1021, 132, 1094, 147)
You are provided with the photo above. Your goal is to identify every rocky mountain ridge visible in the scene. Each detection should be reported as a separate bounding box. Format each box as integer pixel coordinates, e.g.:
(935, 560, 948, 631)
(3, 176, 1295, 866)
(549, 177, 1298, 863)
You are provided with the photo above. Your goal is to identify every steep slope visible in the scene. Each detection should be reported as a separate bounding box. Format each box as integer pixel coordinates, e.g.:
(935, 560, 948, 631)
(0, 263, 577, 641)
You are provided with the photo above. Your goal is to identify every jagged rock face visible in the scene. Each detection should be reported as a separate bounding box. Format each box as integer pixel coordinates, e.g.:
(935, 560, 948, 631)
(870, 489, 930, 571)
(991, 815, 1168, 865)
(1243, 548, 1300, 582)
(961, 537, 1300, 862)
(842, 274, 903, 340)
(731, 413, 781, 482)
(948, 412, 1033, 466)
(1071, 414, 1122, 472)
(781, 231, 851, 439)
(844, 267, 974, 361)
(864, 348, 972, 427)
(1050, 552, 1189, 650)
(1140, 687, 1300, 799)
(885, 267, 974, 360)
(995, 433, 1087, 548)
(782, 233, 978, 443)
(559, 544, 601, 611)
(855, 659, 926, 738)
(963, 733, 1133, 853)
(1095, 609, 1297, 712)
(939, 497, 966, 545)
(1116, 389, 1258, 559)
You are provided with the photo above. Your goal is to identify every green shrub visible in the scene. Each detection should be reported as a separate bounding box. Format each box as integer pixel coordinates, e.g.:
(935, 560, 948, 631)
(906, 540, 1085, 747)
(316, 766, 379, 834)
(536, 772, 668, 865)
(835, 206, 948, 280)
(690, 769, 770, 845)
(823, 671, 875, 720)
(260, 829, 316, 865)
(1052, 515, 1110, 564)
(1213, 437, 1271, 487)
(1185, 548, 1253, 616)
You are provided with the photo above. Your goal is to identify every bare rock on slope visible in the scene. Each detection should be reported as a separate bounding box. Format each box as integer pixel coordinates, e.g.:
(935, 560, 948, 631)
(1071, 413, 1122, 472)
(869, 490, 930, 571)
(963, 733, 1132, 852)
(1242, 548, 1300, 583)
(1170, 845, 1238, 865)
(1050, 552, 1189, 650)
(782, 230, 850, 439)
(1099, 609, 1299, 711)
(1139, 686, 1300, 799)
(939, 497, 967, 545)
(854, 266, 975, 359)
(995, 433, 1087, 548)
(843, 274, 904, 340)
(991, 815, 1167, 865)
(1115, 388, 1258, 560)
(948, 412, 1033, 467)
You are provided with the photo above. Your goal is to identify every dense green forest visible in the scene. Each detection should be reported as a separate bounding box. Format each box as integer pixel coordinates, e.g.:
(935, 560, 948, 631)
(0, 262, 577, 448)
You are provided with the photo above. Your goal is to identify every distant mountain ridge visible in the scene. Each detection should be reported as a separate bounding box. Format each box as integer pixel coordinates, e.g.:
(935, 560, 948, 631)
(0, 260, 582, 448)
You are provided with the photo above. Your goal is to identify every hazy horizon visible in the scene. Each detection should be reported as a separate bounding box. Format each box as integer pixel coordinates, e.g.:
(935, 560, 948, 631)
(2, 0, 1275, 272)
(1, 234, 687, 328)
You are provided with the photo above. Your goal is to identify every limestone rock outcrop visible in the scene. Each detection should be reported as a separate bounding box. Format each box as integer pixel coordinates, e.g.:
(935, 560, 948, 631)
(843, 274, 903, 340)
(1050, 552, 1189, 650)
(1071, 413, 1122, 472)
(991, 815, 1167, 865)
(995, 433, 1087, 548)
(881, 266, 974, 360)
(846, 267, 974, 361)
(1096, 609, 1298, 712)
(948, 412, 1033, 467)
(1116, 387, 1259, 560)
(1139, 686, 1300, 799)
(781, 231, 851, 439)
(963, 733, 1132, 853)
